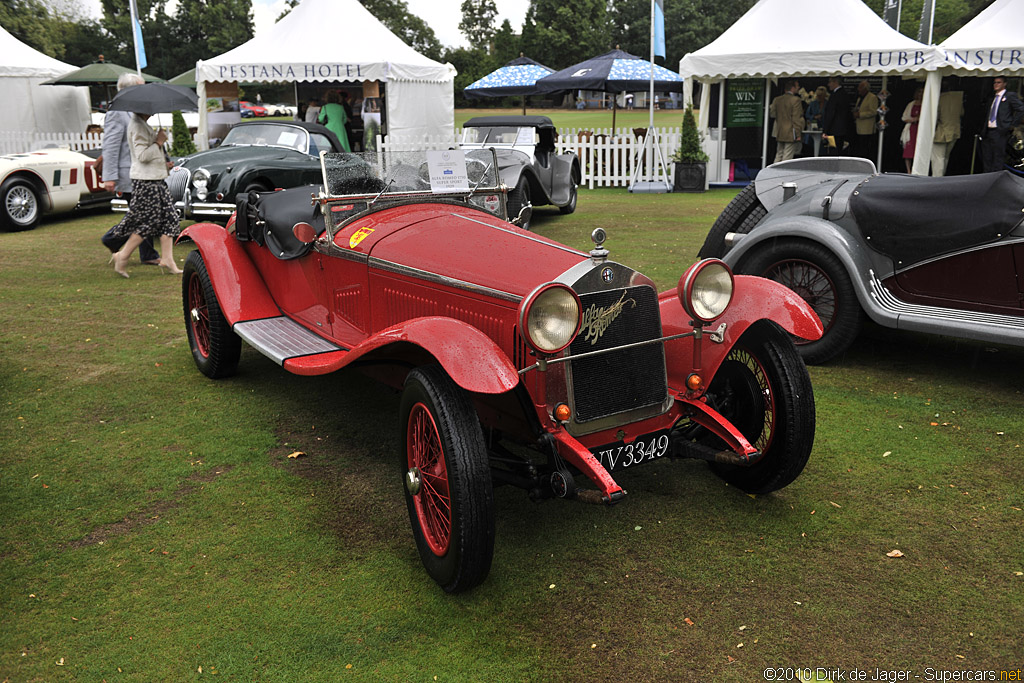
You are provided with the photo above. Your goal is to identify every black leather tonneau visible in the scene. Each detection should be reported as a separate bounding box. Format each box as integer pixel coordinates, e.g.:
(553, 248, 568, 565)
(251, 185, 323, 260)
(851, 171, 1024, 266)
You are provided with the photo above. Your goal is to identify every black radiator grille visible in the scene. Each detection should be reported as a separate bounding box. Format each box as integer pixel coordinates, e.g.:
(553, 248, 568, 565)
(568, 285, 667, 423)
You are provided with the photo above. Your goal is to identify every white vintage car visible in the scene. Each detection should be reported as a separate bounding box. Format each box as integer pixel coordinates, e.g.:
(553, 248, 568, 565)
(1, 147, 111, 231)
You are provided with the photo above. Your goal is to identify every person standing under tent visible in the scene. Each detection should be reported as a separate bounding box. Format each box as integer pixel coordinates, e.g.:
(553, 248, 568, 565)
(318, 91, 352, 153)
(852, 80, 879, 160)
(980, 75, 1024, 173)
(770, 79, 805, 163)
(822, 76, 852, 155)
(930, 88, 963, 177)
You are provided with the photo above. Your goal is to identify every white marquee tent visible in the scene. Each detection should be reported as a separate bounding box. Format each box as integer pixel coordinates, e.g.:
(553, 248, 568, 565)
(194, 0, 456, 148)
(678, 0, 945, 178)
(0, 24, 90, 136)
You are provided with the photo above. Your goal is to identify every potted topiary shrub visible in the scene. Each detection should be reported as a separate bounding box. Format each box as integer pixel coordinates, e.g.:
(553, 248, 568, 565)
(169, 110, 197, 157)
(671, 105, 709, 193)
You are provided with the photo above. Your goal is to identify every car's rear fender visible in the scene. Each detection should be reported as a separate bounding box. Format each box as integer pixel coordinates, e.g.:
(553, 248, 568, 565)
(177, 222, 281, 324)
(721, 215, 890, 324)
(659, 274, 823, 383)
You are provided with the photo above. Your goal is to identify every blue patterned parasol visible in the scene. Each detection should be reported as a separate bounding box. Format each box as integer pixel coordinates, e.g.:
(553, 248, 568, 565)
(535, 49, 684, 94)
(464, 56, 555, 98)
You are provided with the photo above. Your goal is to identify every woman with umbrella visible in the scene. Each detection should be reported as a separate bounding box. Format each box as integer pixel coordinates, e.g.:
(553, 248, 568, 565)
(108, 84, 197, 277)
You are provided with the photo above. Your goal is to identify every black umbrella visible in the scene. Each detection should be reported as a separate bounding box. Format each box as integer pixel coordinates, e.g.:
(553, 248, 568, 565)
(536, 49, 685, 128)
(108, 83, 199, 116)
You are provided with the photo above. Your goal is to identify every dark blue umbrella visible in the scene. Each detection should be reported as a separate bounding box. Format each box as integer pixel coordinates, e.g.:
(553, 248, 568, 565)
(464, 56, 555, 115)
(536, 49, 684, 127)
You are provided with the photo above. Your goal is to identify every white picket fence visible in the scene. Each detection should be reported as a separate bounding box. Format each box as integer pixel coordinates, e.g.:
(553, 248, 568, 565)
(0, 130, 199, 156)
(379, 126, 682, 189)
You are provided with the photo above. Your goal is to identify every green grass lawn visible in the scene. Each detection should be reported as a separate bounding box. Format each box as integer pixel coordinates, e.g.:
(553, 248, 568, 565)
(2, 191, 1022, 682)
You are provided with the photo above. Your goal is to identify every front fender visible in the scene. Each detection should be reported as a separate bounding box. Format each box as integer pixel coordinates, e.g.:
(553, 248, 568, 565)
(177, 223, 280, 324)
(722, 215, 889, 323)
(660, 274, 823, 385)
(289, 317, 520, 395)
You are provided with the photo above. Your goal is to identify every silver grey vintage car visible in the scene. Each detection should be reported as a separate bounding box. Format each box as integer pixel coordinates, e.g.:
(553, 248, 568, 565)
(700, 157, 1024, 364)
(460, 115, 580, 229)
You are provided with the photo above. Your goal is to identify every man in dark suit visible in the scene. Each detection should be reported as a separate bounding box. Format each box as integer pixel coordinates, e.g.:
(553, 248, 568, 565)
(980, 75, 1024, 173)
(822, 76, 853, 156)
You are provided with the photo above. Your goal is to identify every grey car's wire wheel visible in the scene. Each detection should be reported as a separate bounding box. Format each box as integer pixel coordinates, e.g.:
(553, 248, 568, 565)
(183, 250, 241, 379)
(698, 184, 766, 259)
(508, 177, 531, 230)
(558, 182, 578, 214)
(741, 240, 862, 365)
(1, 178, 41, 232)
(704, 321, 815, 494)
(400, 365, 494, 593)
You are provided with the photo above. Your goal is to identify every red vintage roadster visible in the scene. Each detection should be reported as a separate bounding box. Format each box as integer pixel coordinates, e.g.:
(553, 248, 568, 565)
(179, 150, 823, 592)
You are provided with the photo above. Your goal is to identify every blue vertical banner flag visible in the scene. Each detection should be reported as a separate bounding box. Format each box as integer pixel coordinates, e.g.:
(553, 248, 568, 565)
(129, 0, 147, 71)
(653, 0, 666, 59)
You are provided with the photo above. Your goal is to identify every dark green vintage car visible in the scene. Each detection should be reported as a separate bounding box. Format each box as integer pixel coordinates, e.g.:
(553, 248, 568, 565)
(114, 121, 351, 221)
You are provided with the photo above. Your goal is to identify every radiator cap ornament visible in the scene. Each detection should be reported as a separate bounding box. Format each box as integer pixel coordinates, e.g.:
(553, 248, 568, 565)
(590, 228, 609, 263)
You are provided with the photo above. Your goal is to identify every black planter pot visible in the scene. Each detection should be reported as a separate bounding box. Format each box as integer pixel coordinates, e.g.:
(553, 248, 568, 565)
(673, 161, 707, 193)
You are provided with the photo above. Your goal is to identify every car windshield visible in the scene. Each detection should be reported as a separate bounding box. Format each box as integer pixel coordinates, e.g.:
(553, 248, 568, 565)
(320, 149, 502, 198)
(317, 149, 507, 225)
(221, 124, 308, 153)
(461, 126, 536, 147)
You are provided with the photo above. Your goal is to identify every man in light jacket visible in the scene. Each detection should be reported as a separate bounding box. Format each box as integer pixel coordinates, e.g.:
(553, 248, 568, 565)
(100, 73, 159, 264)
(770, 79, 805, 162)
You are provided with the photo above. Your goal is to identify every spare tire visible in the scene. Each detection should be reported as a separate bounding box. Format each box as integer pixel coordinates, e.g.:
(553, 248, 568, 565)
(697, 184, 766, 259)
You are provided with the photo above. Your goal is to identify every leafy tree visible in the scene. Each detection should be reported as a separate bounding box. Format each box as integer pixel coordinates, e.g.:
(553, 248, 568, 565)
(1, 0, 67, 58)
(170, 0, 253, 78)
(459, 0, 497, 48)
(490, 19, 520, 66)
(520, 0, 611, 70)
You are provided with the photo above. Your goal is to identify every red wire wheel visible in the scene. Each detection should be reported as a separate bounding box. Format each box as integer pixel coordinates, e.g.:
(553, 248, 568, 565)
(187, 273, 211, 359)
(406, 402, 452, 556)
(181, 250, 240, 379)
(399, 365, 494, 593)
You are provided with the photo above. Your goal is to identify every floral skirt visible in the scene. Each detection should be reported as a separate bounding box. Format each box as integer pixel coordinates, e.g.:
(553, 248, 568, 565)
(110, 179, 180, 239)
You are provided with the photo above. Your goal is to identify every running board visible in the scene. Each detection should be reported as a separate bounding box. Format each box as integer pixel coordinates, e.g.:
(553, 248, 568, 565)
(233, 317, 343, 365)
(869, 271, 1024, 347)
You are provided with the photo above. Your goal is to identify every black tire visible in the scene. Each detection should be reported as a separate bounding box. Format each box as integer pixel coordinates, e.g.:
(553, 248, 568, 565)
(243, 180, 271, 194)
(740, 240, 862, 365)
(697, 184, 766, 259)
(508, 177, 531, 230)
(399, 365, 494, 593)
(1, 177, 41, 232)
(706, 320, 815, 494)
(182, 250, 241, 379)
(558, 183, 578, 214)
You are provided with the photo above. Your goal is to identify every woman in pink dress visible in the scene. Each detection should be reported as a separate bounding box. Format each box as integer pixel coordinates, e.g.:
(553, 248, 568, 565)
(901, 87, 924, 173)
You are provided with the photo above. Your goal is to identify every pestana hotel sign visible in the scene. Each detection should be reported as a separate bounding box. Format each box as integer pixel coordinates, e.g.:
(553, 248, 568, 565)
(213, 63, 368, 80)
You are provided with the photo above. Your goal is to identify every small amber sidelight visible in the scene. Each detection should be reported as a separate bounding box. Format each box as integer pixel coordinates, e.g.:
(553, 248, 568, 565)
(554, 403, 572, 422)
(686, 374, 703, 391)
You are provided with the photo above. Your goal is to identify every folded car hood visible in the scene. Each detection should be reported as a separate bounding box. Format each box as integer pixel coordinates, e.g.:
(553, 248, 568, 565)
(335, 203, 587, 300)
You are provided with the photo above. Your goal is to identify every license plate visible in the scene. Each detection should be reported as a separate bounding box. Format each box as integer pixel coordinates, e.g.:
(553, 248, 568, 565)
(591, 430, 671, 473)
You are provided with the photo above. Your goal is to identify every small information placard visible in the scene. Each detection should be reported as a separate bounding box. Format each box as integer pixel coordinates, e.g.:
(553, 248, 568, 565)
(426, 150, 470, 193)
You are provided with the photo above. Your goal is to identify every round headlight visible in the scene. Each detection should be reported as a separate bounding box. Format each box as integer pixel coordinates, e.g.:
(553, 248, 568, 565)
(678, 259, 734, 323)
(519, 283, 582, 355)
(192, 168, 210, 200)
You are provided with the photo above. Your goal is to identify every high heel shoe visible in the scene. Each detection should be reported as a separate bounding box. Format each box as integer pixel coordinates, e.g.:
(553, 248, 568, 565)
(158, 258, 183, 275)
(110, 252, 129, 279)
